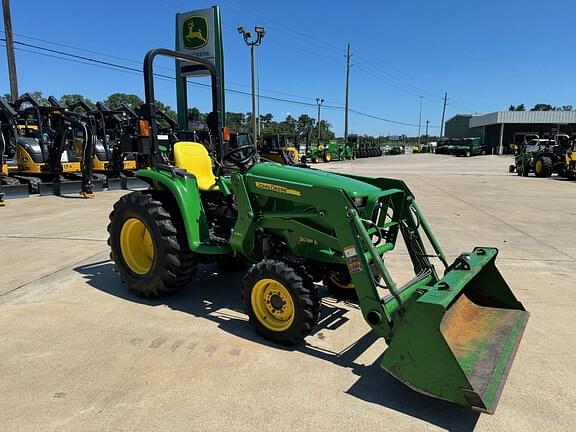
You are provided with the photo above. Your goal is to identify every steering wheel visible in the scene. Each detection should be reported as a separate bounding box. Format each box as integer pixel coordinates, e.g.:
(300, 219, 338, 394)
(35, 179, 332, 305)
(222, 145, 258, 169)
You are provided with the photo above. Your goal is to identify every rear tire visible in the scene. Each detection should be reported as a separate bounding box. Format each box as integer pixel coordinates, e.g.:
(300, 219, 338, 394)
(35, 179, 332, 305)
(534, 156, 553, 178)
(243, 259, 319, 345)
(107, 191, 198, 298)
(323, 151, 333, 163)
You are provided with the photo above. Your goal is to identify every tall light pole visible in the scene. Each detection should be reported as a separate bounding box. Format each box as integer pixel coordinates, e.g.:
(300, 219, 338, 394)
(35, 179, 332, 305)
(316, 98, 324, 146)
(417, 96, 423, 146)
(238, 26, 265, 147)
(2, 0, 18, 102)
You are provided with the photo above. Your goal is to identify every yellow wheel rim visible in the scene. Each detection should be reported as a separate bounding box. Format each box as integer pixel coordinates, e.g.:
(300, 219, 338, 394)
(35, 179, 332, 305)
(535, 160, 542, 173)
(326, 153, 332, 161)
(329, 275, 355, 290)
(120, 218, 154, 275)
(251, 278, 295, 332)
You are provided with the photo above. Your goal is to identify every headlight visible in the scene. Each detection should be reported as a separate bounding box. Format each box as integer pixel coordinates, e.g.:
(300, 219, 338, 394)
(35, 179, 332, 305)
(354, 196, 367, 207)
(353, 196, 367, 215)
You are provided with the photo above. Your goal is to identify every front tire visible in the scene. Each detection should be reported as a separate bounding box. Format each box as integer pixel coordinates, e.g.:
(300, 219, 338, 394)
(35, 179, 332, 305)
(243, 260, 319, 345)
(107, 191, 198, 298)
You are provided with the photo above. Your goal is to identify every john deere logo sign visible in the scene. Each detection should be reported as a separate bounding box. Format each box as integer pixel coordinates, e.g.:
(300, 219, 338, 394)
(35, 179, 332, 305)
(183, 16, 208, 49)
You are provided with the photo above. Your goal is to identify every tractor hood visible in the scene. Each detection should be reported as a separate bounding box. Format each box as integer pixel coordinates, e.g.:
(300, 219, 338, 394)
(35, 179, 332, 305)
(246, 162, 381, 198)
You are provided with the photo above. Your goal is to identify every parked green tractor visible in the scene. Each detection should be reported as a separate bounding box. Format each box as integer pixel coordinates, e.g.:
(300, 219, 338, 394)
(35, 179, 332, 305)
(511, 136, 570, 177)
(327, 140, 355, 161)
(108, 49, 528, 414)
(305, 143, 332, 163)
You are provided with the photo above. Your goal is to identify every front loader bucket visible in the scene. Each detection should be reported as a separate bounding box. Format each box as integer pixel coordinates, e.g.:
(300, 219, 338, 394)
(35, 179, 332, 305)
(381, 247, 528, 413)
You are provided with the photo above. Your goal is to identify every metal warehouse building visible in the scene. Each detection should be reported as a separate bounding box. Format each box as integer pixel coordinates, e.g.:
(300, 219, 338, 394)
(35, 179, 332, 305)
(445, 111, 576, 154)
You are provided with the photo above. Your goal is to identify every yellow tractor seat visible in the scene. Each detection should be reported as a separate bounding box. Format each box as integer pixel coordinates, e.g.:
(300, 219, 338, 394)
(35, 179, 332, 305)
(173, 142, 219, 191)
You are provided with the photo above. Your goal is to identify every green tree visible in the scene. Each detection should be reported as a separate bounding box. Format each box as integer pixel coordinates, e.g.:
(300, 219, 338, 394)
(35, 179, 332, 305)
(508, 104, 525, 111)
(226, 112, 246, 132)
(59, 94, 95, 110)
(104, 93, 144, 110)
(297, 114, 315, 130)
(277, 114, 297, 136)
(530, 104, 554, 111)
(313, 119, 335, 143)
(26, 91, 49, 105)
(259, 113, 274, 131)
(188, 107, 206, 122)
(155, 100, 177, 122)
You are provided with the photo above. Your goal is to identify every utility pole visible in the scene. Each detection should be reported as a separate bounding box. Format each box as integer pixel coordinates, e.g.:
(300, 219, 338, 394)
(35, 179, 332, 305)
(238, 26, 265, 147)
(344, 43, 351, 144)
(316, 98, 324, 146)
(2, 0, 19, 102)
(440, 92, 448, 138)
(417, 96, 423, 146)
(425, 120, 430, 152)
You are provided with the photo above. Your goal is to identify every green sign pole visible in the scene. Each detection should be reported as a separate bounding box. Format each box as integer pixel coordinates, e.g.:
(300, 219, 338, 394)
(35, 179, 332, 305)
(213, 7, 225, 126)
(175, 6, 225, 130)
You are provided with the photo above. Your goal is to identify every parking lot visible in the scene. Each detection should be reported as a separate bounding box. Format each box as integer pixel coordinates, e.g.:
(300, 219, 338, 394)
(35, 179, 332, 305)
(1, 154, 575, 431)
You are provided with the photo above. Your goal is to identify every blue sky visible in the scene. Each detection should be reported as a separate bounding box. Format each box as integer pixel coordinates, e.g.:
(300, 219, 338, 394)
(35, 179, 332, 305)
(1, 0, 575, 136)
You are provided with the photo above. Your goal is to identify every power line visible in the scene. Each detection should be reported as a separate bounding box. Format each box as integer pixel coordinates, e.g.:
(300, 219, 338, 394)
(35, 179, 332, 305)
(222, 3, 345, 56)
(354, 56, 443, 101)
(3, 28, 457, 111)
(349, 108, 439, 128)
(0, 38, 436, 128)
(154, 1, 466, 112)
(1, 30, 340, 104)
(354, 61, 443, 103)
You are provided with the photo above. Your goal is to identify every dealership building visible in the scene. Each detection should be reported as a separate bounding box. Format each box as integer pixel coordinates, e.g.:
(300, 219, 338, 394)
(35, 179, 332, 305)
(444, 111, 576, 154)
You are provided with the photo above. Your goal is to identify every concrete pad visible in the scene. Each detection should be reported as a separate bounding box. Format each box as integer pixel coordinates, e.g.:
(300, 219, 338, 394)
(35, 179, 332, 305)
(1, 155, 575, 431)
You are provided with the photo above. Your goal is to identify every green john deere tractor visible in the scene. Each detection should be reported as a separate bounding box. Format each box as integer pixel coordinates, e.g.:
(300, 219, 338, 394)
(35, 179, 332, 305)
(108, 49, 528, 414)
(511, 137, 569, 177)
(327, 140, 355, 161)
(305, 143, 332, 163)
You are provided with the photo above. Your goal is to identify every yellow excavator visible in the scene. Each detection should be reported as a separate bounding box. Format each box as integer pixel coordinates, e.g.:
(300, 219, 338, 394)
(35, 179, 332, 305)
(0, 93, 95, 196)
(260, 133, 300, 164)
(56, 98, 137, 189)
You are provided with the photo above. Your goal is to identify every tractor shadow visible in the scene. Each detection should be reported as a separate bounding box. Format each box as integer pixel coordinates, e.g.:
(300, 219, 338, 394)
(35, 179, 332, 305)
(75, 260, 480, 431)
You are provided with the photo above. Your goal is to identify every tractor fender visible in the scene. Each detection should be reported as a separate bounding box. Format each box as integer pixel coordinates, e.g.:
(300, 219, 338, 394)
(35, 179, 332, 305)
(135, 168, 228, 254)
